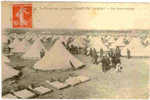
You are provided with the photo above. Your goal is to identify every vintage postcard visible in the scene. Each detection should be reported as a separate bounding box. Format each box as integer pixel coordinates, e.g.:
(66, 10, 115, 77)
(1, 2, 150, 99)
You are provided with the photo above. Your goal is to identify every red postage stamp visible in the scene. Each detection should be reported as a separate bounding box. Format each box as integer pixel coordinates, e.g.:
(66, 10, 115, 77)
(12, 4, 32, 28)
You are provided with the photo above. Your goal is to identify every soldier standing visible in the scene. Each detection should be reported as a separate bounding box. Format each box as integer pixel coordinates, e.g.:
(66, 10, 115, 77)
(100, 48, 104, 57)
(127, 49, 131, 59)
(40, 49, 45, 58)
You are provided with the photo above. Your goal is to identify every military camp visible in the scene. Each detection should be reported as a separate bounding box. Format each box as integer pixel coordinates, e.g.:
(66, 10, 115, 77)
(2, 30, 150, 99)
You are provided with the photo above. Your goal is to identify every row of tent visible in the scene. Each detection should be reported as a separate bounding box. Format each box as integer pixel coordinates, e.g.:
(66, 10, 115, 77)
(3, 33, 150, 45)
(122, 38, 150, 57)
(3, 37, 85, 73)
(2, 34, 150, 81)
(2, 39, 85, 81)
(6, 34, 150, 57)
(72, 36, 150, 57)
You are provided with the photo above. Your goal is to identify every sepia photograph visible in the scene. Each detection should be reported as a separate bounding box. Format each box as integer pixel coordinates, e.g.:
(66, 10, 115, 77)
(1, 2, 150, 99)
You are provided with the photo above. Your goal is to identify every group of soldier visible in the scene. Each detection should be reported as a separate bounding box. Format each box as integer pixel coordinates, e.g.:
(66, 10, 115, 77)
(87, 46, 123, 72)
(63, 39, 125, 72)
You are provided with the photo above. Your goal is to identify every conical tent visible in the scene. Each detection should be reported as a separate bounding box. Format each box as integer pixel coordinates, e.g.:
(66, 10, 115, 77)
(9, 38, 20, 48)
(111, 37, 125, 48)
(89, 37, 108, 52)
(108, 37, 115, 43)
(31, 34, 39, 41)
(69, 37, 86, 48)
(2, 62, 19, 81)
(58, 36, 69, 45)
(25, 32, 34, 40)
(21, 39, 31, 49)
(12, 39, 31, 53)
(2, 55, 10, 63)
(34, 39, 84, 70)
(22, 39, 46, 59)
(125, 36, 132, 42)
(122, 38, 146, 56)
(105, 35, 111, 40)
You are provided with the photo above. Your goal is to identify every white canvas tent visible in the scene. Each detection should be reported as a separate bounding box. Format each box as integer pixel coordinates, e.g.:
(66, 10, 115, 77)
(31, 34, 39, 41)
(22, 39, 46, 59)
(122, 38, 147, 57)
(2, 62, 19, 81)
(125, 36, 132, 42)
(9, 38, 20, 48)
(11, 39, 31, 53)
(58, 36, 69, 45)
(21, 39, 31, 49)
(34, 39, 84, 70)
(105, 35, 111, 40)
(108, 37, 115, 43)
(69, 37, 86, 48)
(88, 37, 108, 52)
(110, 37, 125, 48)
(25, 32, 33, 40)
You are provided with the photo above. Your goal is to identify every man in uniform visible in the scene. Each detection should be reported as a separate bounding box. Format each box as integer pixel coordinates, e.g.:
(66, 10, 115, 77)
(127, 49, 131, 59)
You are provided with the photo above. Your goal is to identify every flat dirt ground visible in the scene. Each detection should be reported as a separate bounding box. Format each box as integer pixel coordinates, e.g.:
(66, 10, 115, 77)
(2, 54, 149, 99)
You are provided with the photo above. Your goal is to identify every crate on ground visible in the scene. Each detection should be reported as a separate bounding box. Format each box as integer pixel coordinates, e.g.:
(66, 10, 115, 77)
(13, 89, 35, 99)
(47, 81, 69, 90)
(32, 86, 53, 95)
